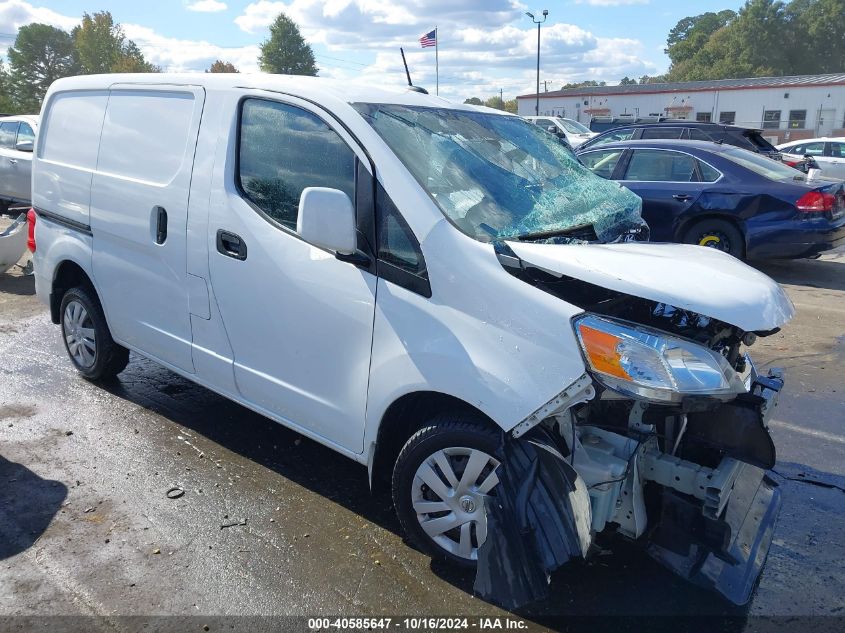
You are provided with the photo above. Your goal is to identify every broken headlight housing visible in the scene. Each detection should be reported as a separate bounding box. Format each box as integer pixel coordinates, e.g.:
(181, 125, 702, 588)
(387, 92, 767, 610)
(573, 314, 746, 403)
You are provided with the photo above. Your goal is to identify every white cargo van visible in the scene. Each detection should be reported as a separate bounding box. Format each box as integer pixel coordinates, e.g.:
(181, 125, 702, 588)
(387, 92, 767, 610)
(32, 74, 793, 602)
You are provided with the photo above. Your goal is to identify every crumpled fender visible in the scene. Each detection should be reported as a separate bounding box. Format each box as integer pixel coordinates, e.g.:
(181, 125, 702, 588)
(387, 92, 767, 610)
(474, 429, 591, 610)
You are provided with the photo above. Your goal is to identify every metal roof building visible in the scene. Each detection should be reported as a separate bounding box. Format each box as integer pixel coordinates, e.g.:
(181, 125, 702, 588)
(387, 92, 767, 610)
(517, 73, 845, 143)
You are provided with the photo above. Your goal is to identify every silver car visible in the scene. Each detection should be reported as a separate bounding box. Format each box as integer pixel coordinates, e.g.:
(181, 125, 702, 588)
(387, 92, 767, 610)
(0, 115, 39, 208)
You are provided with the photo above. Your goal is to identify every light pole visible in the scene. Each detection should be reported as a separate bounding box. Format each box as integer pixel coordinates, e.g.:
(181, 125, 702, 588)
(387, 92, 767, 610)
(526, 9, 548, 116)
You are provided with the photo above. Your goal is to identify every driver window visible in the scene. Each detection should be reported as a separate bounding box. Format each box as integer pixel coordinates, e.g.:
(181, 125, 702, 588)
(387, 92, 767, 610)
(238, 99, 356, 230)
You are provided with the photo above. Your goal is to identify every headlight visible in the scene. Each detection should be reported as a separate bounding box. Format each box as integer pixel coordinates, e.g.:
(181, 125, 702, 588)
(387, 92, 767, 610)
(573, 314, 746, 403)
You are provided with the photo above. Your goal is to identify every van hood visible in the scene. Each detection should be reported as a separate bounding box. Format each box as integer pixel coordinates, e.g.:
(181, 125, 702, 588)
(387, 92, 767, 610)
(506, 241, 795, 332)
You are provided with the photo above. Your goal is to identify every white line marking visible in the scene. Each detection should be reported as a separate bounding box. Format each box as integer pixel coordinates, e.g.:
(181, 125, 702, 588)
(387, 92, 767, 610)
(770, 420, 845, 445)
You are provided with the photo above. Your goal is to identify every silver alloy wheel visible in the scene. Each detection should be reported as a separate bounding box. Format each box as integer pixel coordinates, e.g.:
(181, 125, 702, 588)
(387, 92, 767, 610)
(63, 300, 96, 368)
(411, 447, 500, 560)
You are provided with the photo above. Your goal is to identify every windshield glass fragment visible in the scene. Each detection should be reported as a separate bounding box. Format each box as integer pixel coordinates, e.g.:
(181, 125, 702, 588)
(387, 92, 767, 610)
(353, 104, 646, 244)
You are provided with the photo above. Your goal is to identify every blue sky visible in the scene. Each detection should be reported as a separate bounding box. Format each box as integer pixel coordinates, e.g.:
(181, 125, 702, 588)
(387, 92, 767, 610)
(0, 0, 747, 100)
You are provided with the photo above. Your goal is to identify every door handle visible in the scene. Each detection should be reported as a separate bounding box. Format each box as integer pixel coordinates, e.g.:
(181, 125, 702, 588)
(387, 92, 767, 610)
(154, 206, 167, 244)
(673, 194, 693, 202)
(8, 158, 16, 165)
(216, 229, 247, 261)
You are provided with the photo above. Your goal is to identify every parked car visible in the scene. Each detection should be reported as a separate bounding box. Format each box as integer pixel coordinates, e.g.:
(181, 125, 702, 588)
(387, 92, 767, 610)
(577, 139, 845, 259)
(579, 121, 781, 158)
(32, 74, 793, 605)
(777, 137, 845, 181)
(588, 115, 667, 133)
(0, 115, 38, 210)
(523, 115, 597, 148)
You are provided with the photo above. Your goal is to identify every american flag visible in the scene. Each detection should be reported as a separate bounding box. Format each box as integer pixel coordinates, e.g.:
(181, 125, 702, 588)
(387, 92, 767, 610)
(419, 29, 436, 48)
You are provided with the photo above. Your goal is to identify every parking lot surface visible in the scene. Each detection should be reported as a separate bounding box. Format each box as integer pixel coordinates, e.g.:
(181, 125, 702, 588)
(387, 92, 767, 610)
(1, 246, 844, 631)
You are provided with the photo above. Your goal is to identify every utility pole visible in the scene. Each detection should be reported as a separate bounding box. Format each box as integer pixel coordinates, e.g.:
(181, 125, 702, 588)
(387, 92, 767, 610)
(526, 9, 548, 116)
(500, 88, 503, 102)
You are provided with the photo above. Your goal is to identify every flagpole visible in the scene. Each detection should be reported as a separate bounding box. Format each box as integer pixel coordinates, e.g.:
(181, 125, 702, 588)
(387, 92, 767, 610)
(435, 26, 439, 95)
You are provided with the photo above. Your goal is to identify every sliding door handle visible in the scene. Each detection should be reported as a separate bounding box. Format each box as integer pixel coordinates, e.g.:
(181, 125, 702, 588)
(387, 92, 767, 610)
(154, 206, 167, 244)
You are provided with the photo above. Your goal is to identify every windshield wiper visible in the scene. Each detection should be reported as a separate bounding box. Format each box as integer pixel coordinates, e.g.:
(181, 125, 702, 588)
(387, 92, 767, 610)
(514, 223, 595, 242)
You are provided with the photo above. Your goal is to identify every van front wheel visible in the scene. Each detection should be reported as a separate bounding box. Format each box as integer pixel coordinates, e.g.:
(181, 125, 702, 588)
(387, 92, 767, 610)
(60, 287, 129, 381)
(392, 418, 502, 568)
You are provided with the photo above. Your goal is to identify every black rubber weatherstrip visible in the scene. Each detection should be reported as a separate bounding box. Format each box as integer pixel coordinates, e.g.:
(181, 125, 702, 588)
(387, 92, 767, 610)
(33, 208, 92, 236)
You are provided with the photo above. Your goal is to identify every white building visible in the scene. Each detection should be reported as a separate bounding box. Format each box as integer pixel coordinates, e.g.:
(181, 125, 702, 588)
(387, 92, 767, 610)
(517, 73, 845, 144)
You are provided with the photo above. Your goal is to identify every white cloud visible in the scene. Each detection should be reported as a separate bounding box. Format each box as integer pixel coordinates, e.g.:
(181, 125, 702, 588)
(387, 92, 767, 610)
(0, 0, 661, 102)
(123, 23, 259, 72)
(0, 0, 79, 56)
(186, 0, 228, 12)
(230, 0, 657, 99)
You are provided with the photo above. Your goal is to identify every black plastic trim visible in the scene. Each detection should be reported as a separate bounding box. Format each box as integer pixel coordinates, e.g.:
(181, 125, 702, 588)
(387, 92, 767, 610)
(376, 260, 432, 298)
(33, 207, 92, 236)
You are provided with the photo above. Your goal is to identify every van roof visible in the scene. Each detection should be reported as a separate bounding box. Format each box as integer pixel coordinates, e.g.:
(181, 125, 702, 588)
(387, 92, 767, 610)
(47, 73, 512, 113)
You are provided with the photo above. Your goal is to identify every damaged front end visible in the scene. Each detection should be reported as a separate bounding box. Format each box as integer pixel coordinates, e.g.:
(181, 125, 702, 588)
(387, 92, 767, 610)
(476, 246, 792, 609)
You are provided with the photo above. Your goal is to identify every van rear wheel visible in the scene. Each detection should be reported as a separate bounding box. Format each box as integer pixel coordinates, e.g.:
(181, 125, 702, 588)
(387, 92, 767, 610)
(392, 417, 502, 568)
(60, 287, 129, 381)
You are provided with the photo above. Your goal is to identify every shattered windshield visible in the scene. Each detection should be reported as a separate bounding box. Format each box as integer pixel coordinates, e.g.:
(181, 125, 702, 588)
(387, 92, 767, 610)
(352, 104, 646, 243)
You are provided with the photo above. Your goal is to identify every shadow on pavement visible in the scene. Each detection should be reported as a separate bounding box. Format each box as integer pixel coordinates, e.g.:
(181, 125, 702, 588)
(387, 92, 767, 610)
(0, 269, 35, 297)
(754, 257, 845, 292)
(0, 453, 68, 560)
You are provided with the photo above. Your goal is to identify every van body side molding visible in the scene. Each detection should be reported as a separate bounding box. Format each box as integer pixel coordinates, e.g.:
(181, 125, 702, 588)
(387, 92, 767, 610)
(33, 208, 93, 236)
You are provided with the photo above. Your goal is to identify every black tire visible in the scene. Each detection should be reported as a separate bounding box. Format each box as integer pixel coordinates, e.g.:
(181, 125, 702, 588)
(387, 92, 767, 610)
(683, 218, 745, 259)
(59, 286, 130, 381)
(392, 416, 502, 568)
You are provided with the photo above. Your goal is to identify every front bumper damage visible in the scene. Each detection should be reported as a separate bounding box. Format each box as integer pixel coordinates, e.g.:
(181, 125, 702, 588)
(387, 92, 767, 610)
(475, 365, 785, 609)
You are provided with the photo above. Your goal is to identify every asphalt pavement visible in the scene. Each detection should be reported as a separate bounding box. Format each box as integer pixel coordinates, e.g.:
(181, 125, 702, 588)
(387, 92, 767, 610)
(0, 245, 843, 632)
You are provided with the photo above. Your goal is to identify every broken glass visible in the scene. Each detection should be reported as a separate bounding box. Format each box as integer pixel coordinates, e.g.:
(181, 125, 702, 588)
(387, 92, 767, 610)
(353, 103, 646, 243)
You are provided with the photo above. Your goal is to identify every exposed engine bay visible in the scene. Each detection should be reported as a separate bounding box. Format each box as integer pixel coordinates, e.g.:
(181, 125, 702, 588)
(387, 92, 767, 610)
(475, 244, 788, 608)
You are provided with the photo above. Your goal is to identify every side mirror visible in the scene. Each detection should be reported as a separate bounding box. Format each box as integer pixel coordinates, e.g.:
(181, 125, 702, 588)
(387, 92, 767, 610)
(547, 125, 561, 136)
(296, 187, 357, 256)
(15, 140, 33, 152)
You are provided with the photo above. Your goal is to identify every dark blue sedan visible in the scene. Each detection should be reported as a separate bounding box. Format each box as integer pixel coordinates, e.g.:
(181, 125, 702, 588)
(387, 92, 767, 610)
(576, 139, 845, 259)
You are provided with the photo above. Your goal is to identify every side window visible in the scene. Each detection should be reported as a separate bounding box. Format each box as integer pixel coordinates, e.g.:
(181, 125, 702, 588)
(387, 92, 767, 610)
(830, 143, 844, 158)
(376, 185, 425, 276)
(594, 127, 633, 146)
(238, 98, 356, 231)
(0, 122, 19, 148)
(624, 149, 697, 182)
(579, 149, 624, 179)
(687, 128, 711, 141)
(697, 160, 721, 182)
(535, 118, 555, 128)
(17, 123, 35, 145)
(795, 142, 824, 156)
(640, 127, 684, 140)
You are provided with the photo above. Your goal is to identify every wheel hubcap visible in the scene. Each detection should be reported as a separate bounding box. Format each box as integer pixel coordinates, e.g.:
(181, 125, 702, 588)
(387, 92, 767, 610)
(411, 447, 500, 560)
(698, 231, 730, 252)
(63, 300, 96, 368)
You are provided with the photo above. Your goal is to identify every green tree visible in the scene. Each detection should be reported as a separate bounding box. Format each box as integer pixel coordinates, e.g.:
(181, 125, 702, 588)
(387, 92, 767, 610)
(560, 80, 606, 90)
(259, 13, 317, 75)
(72, 11, 158, 74)
(463, 97, 483, 105)
(504, 99, 518, 114)
(661, 0, 844, 81)
(8, 23, 79, 112)
(619, 76, 637, 85)
(207, 60, 239, 73)
(665, 10, 736, 68)
(484, 96, 505, 110)
(0, 61, 16, 113)
(785, 0, 845, 74)
(638, 74, 668, 84)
